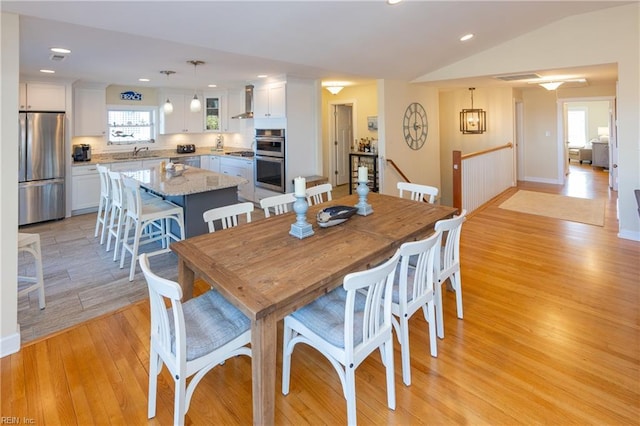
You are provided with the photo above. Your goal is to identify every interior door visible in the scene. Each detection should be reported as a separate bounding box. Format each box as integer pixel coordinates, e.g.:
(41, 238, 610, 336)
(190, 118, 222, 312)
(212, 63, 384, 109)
(334, 104, 352, 186)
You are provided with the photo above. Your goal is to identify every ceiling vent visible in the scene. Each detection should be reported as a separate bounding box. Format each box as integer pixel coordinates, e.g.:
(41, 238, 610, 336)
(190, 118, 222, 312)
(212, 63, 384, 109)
(494, 73, 541, 81)
(49, 53, 67, 62)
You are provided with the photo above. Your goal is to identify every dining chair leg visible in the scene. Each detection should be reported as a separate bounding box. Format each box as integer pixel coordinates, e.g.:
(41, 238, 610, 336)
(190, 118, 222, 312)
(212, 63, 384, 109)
(436, 280, 445, 339)
(384, 339, 396, 411)
(345, 368, 357, 425)
(421, 303, 438, 357)
(148, 348, 159, 419)
(452, 273, 464, 319)
(398, 315, 412, 386)
(281, 326, 294, 395)
(174, 374, 187, 426)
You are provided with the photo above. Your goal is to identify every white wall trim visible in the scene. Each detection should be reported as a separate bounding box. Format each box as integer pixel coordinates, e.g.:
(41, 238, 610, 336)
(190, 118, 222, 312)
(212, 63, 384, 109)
(618, 230, 640, 242)
(523, 176, 562, 185)
(0, 331, 21, 358)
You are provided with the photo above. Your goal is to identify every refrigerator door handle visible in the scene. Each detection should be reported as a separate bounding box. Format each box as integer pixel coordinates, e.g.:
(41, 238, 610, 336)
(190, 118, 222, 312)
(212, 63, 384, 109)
(19, 178, 65, 188)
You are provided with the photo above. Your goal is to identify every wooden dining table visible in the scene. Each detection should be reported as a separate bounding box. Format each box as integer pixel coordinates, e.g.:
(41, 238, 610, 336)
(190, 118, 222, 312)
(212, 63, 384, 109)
(170, 192, 457, 425)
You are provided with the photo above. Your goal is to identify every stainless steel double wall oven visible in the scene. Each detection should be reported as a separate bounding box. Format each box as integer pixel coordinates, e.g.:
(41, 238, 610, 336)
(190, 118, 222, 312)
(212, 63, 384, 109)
(255, 129, 285, 193)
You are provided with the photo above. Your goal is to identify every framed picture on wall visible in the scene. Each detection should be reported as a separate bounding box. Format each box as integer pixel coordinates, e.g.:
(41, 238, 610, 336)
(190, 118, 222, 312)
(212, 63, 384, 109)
(367, 116, 378, 131)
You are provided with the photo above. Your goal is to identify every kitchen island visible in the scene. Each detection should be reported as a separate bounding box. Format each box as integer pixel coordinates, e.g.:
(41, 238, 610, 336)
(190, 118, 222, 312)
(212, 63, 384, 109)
(123, 165, 247, 238)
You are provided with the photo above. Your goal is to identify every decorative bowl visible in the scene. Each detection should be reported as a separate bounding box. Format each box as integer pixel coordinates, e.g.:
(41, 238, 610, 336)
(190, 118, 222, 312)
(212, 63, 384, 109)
(316, 205, 358, 228)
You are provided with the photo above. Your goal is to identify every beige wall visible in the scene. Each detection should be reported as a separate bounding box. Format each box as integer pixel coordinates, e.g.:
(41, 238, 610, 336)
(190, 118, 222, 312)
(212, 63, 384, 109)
(379, 80, 441, 196)
(417, 3, 639, 240)
(320, 83, 378, 180)
(438, 87, 514, 206)
(1, 13, 20, 356)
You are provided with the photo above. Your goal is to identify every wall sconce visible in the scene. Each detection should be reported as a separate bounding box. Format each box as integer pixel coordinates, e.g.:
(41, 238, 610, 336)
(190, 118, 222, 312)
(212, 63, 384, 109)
(326, 86, 344, 95)
(539, 81, 564, 90)
(160, 70, 175, 114)
(460, 88, 486, 134)
(187, 60, 204, 112)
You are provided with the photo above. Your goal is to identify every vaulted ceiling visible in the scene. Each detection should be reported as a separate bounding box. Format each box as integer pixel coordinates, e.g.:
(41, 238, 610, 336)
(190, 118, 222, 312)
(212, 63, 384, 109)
(3, 1, 625, 90)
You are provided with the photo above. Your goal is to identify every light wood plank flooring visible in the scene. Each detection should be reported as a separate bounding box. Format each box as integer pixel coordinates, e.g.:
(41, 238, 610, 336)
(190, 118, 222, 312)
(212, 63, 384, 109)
(6, 167, 639, 424)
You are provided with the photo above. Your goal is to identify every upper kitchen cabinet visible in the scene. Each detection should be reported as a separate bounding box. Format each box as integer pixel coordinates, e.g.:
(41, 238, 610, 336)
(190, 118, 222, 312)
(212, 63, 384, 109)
(254, 82, 286, 119)
(73, 83, 107, 136)
(203, 91, 228, 132)
(159, 90, 204, 134)
(19, 82, 66, 111)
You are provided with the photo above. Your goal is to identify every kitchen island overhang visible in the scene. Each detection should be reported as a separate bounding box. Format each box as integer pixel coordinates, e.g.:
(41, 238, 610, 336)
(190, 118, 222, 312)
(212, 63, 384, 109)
(123, 165, 247, 238)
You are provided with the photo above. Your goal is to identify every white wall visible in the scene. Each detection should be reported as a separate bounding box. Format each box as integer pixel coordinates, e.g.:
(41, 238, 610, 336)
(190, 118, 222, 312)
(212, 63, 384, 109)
(1, 12, 21, 356)
(417, 4, 640, 240)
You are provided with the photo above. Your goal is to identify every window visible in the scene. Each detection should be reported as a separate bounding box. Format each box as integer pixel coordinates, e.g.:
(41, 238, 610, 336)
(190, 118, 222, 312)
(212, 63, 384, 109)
(107, 108, 156, 145)
(567, 108, 587, 148)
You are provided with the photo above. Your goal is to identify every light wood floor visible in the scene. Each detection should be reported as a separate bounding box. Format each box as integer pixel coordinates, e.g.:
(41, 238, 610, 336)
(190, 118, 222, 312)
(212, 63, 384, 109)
(5, 166, 639, 424)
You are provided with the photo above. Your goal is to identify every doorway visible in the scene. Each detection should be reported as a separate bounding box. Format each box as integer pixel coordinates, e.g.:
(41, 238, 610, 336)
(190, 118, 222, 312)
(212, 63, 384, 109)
(559, 97, 616, 189)
(329, 103, 355, 186)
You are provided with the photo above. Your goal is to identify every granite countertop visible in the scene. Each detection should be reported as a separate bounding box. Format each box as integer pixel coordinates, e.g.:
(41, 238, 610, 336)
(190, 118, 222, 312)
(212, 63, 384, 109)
(121, 165, 248, 197)
(72, 146, 253, 166)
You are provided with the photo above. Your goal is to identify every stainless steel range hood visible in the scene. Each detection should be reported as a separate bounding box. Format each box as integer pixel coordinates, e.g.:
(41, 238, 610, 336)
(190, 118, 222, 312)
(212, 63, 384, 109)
(232, 85, 254, 119)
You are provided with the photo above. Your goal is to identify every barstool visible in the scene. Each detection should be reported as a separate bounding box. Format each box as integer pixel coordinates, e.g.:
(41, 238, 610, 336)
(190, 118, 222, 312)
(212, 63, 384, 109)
(18, 232, 45, 309)
(120, 176, 185, 281)
(94, 164, 111, 245)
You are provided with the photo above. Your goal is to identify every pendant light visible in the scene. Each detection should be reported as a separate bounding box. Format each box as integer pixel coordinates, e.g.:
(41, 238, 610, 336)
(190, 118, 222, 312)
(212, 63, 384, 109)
(187, 60, 204, 112)
(160, 70, 175, 114)
(459, 87, 487, 134)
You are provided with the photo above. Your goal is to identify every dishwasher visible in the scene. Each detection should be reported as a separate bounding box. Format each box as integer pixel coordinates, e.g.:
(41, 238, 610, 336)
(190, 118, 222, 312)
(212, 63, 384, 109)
(170, 155, 201, 168)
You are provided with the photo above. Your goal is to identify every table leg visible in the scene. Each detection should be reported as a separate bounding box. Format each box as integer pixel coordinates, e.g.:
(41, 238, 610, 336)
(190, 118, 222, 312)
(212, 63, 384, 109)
(177, 258, 195, 301)
(252, 313, 277, 426)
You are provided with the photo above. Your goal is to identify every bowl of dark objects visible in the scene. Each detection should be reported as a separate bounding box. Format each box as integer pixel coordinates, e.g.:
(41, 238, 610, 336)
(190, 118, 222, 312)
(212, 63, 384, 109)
(316, 205, 358, 228)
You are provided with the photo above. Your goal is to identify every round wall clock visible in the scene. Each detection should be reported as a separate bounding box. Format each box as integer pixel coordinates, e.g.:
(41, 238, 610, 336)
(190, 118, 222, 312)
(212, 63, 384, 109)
(402, 102, 428, 150)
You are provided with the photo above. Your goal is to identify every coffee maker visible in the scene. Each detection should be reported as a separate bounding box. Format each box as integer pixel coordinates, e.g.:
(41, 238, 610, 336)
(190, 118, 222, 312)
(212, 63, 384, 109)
(72, 144, 91, 162)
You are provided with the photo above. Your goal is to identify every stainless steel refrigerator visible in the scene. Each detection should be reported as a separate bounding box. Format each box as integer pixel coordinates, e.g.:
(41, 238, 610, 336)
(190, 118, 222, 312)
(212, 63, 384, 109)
(19, 112, 65, 226)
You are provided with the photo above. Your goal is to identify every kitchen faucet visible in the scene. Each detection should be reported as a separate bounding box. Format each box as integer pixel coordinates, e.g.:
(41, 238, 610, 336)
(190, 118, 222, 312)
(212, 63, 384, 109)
(132, 146, 149, 156)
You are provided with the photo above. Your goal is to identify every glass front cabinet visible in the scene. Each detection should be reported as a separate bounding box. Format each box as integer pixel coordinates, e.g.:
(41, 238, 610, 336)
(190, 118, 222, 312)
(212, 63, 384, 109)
(203, 92, 227, 132)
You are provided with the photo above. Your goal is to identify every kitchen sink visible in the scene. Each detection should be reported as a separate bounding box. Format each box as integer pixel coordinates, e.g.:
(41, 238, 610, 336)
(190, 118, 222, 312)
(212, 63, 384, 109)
(112, 153, 161, 160)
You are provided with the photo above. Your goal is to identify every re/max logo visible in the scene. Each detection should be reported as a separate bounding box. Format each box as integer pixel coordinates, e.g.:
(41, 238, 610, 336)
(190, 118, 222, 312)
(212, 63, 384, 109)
(120, 90, 143, 101)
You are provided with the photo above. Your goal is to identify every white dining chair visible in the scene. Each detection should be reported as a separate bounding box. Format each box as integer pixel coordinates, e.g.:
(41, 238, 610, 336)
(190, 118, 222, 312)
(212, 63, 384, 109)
(397, 181, 438, 204)
(434, 209, 467, 338)
(139, 253, 252, 426)
(18, 232, 45, 309)
(282, 251, 401, 425)
(120, 176, 185, 281)
(203, 202, 254, 233)
(94, 164, 111, 244)
(306, 183, 333, 206)
(259, 192, 296, 218)
(391, 232, 440, 386)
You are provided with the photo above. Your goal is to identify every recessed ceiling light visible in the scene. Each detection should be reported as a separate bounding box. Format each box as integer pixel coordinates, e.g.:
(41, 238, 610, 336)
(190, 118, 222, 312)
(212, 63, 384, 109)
(50, 47, 71, 54)
(387, 0, 402, 5)
(208, 84, 217, 88)
(138, 78, 150, 82)
(39, 69, 55, 74)
(257, 75, 268, 78)
(460, 34, 474, 42)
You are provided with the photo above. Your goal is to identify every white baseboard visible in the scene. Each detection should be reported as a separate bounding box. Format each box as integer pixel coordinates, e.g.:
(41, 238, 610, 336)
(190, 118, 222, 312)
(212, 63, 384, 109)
(523, 176, 562, 184)
(618, 229, 640, 242)
(0, 330, 21, 358)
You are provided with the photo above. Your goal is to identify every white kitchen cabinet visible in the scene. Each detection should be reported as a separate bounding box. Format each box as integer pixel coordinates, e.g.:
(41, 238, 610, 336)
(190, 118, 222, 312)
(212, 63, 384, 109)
(73, 84, 107, 136)
(201, 155, 222, 172)
(71, 165, 101, 212)
(159, 91, 204, 134)
(220, 157, 254, 201)
(142, 158, 169, 169)
(253, 82, 286, 118)
(19, 82, 66, 111)
(203, 92, 228, 132)
(109, 160, 143, 172)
